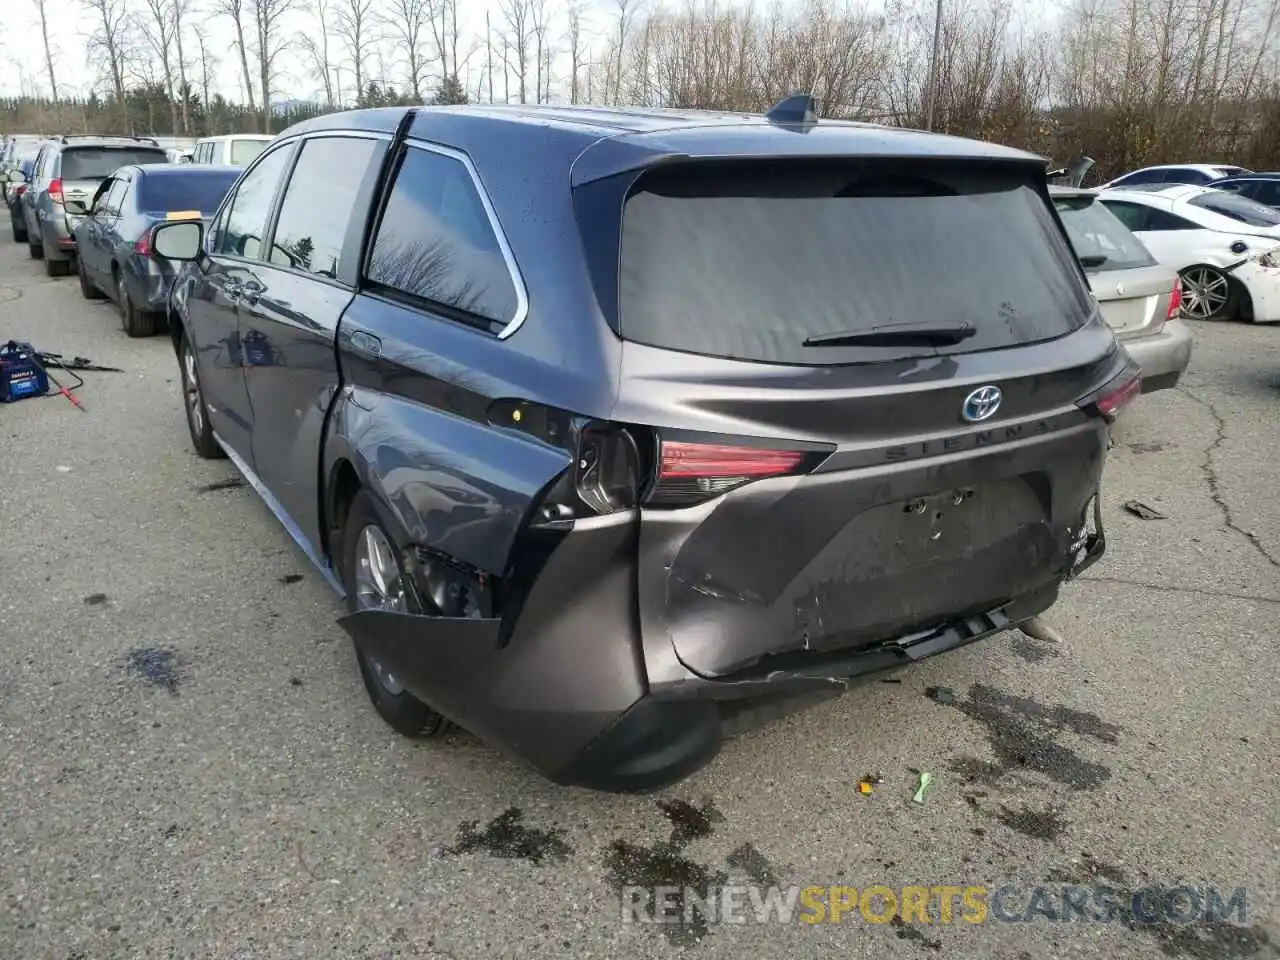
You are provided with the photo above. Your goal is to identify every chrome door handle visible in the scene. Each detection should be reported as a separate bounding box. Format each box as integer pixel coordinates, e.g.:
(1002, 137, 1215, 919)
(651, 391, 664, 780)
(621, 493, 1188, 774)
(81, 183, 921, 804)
(241, 280, 263, 305)
(349, 330, 382, 357)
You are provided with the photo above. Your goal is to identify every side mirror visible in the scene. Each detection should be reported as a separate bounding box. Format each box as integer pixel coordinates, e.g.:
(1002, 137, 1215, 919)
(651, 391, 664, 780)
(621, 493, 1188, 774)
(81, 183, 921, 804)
(65, 198, 88, 215)
(152, 220, 204, 261)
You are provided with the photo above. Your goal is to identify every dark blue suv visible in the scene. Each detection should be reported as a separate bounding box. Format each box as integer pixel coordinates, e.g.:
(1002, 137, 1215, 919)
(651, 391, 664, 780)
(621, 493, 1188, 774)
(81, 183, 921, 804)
(152, 101, 1136, 791)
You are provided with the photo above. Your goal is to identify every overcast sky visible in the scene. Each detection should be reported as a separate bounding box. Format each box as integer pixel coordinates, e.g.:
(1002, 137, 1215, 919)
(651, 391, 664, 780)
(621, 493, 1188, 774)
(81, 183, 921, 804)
(0, 0, 620, 105)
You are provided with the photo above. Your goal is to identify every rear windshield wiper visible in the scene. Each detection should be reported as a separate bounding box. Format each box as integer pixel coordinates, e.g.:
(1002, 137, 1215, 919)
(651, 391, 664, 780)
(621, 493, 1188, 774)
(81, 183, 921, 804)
(803, 321, 977, 348)
(1079, 254, 1109, 267)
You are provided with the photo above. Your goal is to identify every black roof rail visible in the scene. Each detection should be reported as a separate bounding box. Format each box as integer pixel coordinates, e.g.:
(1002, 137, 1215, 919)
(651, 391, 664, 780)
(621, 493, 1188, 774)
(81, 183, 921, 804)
(765, 94, 819, 126)
(56, 133, 161, 146)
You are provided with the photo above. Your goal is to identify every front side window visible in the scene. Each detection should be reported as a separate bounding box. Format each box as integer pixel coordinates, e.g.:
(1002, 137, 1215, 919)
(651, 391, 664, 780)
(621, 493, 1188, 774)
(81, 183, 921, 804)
(1162, 168, 1210, 184)
(215, 145, 292, 259)
(1054, 197, 1156, 272)
(105, 177, 129, 214)
(270, 137, 377, 278)
(1188, 191, 1280, 227)
(1112, 169, 1166, 187)
(91, 178, 116, 214)
(615, 160, 1093, 364)
(367, 145, 519, 328)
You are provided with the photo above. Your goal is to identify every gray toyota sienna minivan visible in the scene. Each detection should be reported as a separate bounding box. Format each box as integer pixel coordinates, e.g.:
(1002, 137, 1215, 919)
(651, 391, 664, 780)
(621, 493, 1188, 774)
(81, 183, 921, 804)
(154, 99, 1138, 792)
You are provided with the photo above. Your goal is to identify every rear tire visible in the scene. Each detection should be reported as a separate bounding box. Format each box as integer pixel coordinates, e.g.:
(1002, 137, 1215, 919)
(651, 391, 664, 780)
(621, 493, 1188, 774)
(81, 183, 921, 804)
(119, 273, 159, 337)
(78, 255, 105, 299)
(341, 490, 447, 739)
(178, 333, 224, 460)
(27, 235, 42, 259)
(1179, 265, 1237, 321)
(11, 212, 25, 243)
(45, 250, 70, 277)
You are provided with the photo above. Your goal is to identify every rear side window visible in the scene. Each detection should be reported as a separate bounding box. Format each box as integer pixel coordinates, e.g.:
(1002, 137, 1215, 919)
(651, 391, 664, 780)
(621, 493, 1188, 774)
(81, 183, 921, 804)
(1055, 197, 1156, 272)
(1163, 168, 1210, 184)
(615, 161, 1093, 365)
(231, 139, 269, 165)
(1252, 181, 1280, 207)
(137, 172, 239, 214)
(61, 147, 167, 180)
(270, 136, 378, 278)
(216, 146, 292, 259)
(367, 145, 519, 328)
(1188, 191, 1280, 227)
(1112, 169, 1166, 187)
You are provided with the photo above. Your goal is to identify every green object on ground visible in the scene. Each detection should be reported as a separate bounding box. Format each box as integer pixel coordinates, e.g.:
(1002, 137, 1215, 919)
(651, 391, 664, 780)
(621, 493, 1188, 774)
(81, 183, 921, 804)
(912, 771, 934, 804)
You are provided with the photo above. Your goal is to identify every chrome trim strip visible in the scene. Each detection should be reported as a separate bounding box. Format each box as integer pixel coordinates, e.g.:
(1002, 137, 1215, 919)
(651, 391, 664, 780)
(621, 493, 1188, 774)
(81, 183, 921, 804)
(402, 137, 530, 340)
(212, 430, 346, 598)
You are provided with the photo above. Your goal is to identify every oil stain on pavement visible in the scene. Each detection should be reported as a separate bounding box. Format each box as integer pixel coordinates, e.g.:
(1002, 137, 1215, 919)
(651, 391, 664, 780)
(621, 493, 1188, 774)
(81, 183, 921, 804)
(445, 807, 572, 865)
(124, 646, 182, 694)
(1009, 634, 1062, 663)
(603, 799, 729, 947)
(994, 805, 1067, 841)
(937, 684, 1121, 790)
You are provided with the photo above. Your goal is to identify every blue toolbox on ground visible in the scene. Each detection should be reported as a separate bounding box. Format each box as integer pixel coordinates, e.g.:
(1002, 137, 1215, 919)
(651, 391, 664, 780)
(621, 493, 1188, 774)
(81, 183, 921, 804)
(0, 341, 50, 402)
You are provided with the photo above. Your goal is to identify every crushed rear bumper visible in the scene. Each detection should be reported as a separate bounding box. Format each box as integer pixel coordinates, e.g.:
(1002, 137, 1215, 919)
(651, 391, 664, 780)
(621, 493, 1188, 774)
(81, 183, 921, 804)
(336, 485, 1106, 792)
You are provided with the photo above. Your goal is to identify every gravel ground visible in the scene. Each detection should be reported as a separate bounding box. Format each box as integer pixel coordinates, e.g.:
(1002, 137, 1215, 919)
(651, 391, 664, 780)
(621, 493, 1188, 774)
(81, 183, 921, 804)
(0, 238, 1277, 960)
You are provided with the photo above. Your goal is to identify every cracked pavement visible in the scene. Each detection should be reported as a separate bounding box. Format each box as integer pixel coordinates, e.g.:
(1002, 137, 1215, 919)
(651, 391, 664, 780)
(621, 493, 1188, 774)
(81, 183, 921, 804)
(0, 240, 1277, 959)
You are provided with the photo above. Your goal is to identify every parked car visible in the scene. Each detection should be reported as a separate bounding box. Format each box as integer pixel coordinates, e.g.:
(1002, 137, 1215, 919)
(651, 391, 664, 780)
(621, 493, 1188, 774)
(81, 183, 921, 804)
(72, 163, 241, 336)
(1099, 163, 1252, 190)
(1205, 172, 1280, 208)
(6, 152, 40, 243)
(1051, 187, 1191, 392)
(189, 134, 274, 166)
(152, 101, 1137, 791)
(1098, 184, 1280, 322)
(2, 135, 48, 204)
(20, 135, 170, 276)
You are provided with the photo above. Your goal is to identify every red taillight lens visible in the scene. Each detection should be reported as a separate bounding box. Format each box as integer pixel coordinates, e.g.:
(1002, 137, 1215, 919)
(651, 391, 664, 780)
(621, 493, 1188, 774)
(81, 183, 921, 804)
(1095, 373, 1142, 420)
(48, 178, 63, 205)
(14, 184, 26, 197)
(134, 231, 152, 256)
(648, 439, 820, 508)
(1165, 277, 1182, 321)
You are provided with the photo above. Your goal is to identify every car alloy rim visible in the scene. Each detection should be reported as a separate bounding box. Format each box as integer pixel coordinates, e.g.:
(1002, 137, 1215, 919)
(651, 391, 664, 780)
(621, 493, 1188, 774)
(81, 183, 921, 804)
(1180, 267, 1229, 320)
(354, 524, 407, 695)
(183, 345, 203, 435)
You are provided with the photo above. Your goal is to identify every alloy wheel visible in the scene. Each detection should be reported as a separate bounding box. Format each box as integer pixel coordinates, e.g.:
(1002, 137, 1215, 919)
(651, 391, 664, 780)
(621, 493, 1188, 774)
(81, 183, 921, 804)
(182, 344, 204, 436)
(1180, 266, 1230, 320)
(353, 524, 407, 695)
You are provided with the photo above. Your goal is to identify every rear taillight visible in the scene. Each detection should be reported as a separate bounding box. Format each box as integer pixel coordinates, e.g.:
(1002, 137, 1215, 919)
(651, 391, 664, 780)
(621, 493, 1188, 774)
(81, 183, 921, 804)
(1084, 371, 1142, 422)
(134, 231, 152, 256)
(48, 178, 63, 205)
(1165, 277, 1182, 322)
(647, 438, 823, 508)
(14, 184, 26, 197)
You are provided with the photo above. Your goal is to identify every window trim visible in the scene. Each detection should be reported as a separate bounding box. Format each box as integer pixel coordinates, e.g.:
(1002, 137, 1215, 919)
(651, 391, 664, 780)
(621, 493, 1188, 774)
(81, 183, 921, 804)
(362, 137, 529, 340)
(207, 140, 299, 263)
(256, 130, 388, 289)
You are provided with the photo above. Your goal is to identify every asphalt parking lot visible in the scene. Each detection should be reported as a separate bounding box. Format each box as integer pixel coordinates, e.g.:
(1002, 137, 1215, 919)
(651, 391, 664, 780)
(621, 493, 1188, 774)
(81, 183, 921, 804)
(0, 236, 1277, 960)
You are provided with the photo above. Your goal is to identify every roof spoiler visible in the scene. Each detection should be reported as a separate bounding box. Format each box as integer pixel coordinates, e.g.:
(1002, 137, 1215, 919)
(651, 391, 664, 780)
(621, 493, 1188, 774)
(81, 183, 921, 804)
(765, 94, 819, 126)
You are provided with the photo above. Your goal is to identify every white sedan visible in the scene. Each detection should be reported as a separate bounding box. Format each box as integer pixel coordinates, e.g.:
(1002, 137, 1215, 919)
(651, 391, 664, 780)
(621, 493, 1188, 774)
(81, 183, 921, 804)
(1098, 184, 1280, 322)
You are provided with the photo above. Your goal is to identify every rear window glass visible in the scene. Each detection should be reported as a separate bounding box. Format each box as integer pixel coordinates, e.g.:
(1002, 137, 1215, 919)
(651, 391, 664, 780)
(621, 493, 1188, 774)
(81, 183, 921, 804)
(61, 147, 167, 180)
(1054, 196, 1156, 272)
(137, 171, 240, 214)
(616, 162, 1093, 364)
(230, 139, 269, 165)
(1189, 191, 1280, 227)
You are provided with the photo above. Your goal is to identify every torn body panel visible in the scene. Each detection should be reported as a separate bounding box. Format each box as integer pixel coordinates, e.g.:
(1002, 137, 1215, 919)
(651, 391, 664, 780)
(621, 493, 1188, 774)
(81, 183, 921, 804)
(1227, 250, 1280, 322)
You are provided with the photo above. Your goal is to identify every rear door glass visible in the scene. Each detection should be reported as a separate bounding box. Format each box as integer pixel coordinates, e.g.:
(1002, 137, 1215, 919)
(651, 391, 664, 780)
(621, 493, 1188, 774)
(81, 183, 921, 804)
(61, 148, 168, 180)
(230, 139, 269, 165)
(616, 161, 1093, 365)
(1188, 191, 1280, 227)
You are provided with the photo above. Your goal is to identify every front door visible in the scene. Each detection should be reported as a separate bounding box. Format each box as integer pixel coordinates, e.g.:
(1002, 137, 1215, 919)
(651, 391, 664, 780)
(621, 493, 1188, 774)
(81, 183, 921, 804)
(241, 134, 383, 553)
(186, 143, 295, 465)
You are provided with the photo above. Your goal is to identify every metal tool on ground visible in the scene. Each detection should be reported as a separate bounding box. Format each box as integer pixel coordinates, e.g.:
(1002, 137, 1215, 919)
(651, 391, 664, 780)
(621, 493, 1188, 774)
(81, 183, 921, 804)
(37, 356, 87, 412)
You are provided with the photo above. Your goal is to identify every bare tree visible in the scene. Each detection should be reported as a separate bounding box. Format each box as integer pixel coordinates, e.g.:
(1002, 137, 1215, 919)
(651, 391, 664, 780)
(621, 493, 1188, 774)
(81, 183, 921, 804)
(426, 0, 467, 95)
(486, 9, 494, 102)
(196, 28, 216, 121)
(217, 0, 259, 120)
(251, 0, 296, 130)
(387, 0, 429, 101)
(82, 0, 132, 112)
(297, 0, 337, 106)
(499, 0, 534, 102)
(566, 0, 584, 103)
(173, 0, 193, 132)
(35, 0, 59, 100)
(530, 0, 551, 103)
(335, 0, 377, 104)
(140, 0, 181, 133)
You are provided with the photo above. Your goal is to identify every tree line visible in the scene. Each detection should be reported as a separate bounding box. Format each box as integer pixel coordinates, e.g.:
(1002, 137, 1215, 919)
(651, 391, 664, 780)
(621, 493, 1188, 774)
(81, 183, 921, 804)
(4, 0, 1280, 181)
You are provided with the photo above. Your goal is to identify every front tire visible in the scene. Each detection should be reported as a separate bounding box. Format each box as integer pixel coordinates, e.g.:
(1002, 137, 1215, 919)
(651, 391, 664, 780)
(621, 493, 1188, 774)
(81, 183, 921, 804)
(11, 211, 26, 243)
(78, 254, 105, 299)
(179, 333, 224, 460)
(341, 490, 447, 738)
(27, 234, 42, 259)
(44, 247, 70, 277)
(1179, 265, 1237, 321)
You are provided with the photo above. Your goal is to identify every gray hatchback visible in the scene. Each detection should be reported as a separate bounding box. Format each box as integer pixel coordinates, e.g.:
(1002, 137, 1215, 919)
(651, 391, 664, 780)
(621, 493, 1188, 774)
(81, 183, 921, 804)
(153, 100, 1139, 791)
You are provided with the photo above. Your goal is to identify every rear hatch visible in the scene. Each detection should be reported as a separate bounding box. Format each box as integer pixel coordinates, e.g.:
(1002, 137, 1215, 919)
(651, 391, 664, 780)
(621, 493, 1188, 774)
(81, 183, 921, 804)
(1053, 193, 1178, 337)
(58, 145, 169, 215)
(594, 157, 1127, 679)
